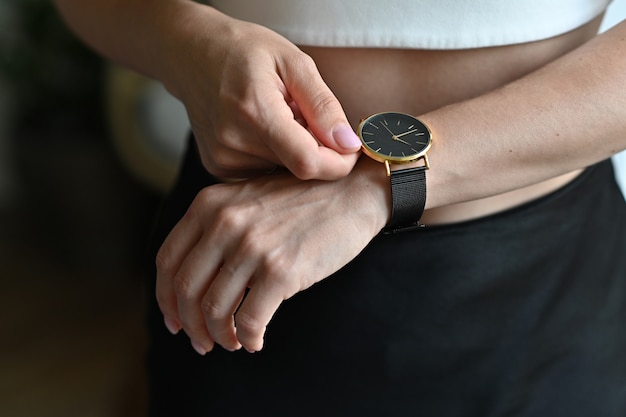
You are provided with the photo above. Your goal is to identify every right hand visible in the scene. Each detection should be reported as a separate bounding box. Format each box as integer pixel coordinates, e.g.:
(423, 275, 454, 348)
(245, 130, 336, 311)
(155, 157, 390, 353)
(164, 6, 361, 180)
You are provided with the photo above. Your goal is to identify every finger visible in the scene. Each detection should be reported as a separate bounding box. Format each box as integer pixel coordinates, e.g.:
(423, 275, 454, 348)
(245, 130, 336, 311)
(196, 134, 281, 179)
(203, 148, 280, 179)
(279, 56, 362, 154)
(234, 280, 287, 353)
(201, 260, 254, 351)
(264, 74, 359, 179)
(268, 116, 361, 180)
(155, 211, 204, 335)
(173, 238, 223, 355)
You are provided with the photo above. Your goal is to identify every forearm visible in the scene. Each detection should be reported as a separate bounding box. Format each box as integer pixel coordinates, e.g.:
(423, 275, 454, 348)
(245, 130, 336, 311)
(52, 0, 225, 96)
(422, 21, 626, 210)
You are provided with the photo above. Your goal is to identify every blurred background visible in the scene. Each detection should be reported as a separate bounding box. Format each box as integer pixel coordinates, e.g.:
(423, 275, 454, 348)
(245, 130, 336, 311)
(0, 0, 186, 416)
(0, 1, 625, 417)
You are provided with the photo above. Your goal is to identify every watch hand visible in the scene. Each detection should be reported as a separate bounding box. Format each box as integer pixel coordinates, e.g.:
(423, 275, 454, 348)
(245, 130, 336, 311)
(395, 129, 420, 138)
(380, 121, 397, 138)
(395, 137, 412, 146)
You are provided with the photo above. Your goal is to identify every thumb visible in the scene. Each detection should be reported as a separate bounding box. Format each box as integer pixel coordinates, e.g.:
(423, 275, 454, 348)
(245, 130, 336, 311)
(281, 57, 362, 154)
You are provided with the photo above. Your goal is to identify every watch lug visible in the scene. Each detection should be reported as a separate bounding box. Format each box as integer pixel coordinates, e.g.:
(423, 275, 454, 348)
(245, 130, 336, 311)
(422, 154, 430, 170)
(384, 160, 391, 177)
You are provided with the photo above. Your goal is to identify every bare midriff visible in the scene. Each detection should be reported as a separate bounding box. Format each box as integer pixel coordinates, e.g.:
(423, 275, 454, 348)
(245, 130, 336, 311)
(300, 15, 604, 225)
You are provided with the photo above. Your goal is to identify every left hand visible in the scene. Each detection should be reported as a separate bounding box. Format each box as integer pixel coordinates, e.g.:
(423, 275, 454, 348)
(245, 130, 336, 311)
(163, 10, 362, 180)
(155, 160, 388, 353)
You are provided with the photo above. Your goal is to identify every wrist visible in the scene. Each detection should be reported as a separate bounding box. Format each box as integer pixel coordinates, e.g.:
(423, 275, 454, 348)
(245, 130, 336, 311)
(349, 157, 392, 233)
(151, 1, 232, 99)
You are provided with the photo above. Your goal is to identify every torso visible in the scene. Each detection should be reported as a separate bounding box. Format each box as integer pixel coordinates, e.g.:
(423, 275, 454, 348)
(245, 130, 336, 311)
(301, 15, 604, 225)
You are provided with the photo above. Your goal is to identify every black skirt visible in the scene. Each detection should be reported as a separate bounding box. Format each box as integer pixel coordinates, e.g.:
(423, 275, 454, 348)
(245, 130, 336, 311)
(146, 139, 626, 417)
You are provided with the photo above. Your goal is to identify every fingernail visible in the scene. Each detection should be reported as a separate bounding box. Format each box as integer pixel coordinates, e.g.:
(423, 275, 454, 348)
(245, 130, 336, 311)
(163, 317, 181, 335)
(333, 124, 361, 149)
(191, 340, 207, 356)
(226, 341, 242, 352)
(244, 343, 261, 354)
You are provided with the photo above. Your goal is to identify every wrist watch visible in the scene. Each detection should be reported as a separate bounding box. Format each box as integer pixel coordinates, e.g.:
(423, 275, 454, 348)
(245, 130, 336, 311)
(357, 112, 432, 234)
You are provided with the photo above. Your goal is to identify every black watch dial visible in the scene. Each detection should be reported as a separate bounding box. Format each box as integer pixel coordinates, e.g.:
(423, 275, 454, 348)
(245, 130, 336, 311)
(358, 112, 431, 163)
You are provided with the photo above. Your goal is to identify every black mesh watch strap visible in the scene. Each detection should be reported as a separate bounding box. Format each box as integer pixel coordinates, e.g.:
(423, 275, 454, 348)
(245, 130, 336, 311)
(384, 166, 427, 234)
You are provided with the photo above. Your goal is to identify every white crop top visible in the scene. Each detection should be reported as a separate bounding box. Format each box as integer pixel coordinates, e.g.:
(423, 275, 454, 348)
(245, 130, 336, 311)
(208, 0, 612, 49)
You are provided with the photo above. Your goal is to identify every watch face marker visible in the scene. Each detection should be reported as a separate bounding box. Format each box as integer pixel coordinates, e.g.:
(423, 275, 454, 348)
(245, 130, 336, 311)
(368, 123, 379, 129)
(363, 131, 374, 136)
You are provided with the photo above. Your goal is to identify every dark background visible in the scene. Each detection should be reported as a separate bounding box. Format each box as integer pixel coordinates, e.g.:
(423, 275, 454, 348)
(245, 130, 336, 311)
(1, 0, 161, 415)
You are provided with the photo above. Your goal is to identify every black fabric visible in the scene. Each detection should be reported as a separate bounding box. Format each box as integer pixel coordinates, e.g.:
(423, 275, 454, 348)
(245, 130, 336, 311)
(387, 166, 427, 233)
(146, 138, 626, 417)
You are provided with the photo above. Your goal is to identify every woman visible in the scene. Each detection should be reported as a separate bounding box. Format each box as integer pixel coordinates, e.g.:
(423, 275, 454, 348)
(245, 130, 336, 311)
(54, 0, 626, 415)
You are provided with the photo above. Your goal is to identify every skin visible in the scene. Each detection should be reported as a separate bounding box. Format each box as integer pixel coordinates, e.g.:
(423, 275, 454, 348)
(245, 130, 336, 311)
(54, 0, 626, 353)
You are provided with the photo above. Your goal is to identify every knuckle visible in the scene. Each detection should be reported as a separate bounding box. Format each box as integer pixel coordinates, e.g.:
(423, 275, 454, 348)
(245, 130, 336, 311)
(172, 271, 195, 301)
(183, 188, 212, 220)
(155, 246, 175, 276)
(310, 90, 340, 115)
(195, 186, 213, 204)
(201, 296, 228, 321)
(289, 153, 319, 180)
(235, 310, 265, 336)
(260, 255, 288, 282)
(214, 205, 247, 233)
(260, 253, 299, 294)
